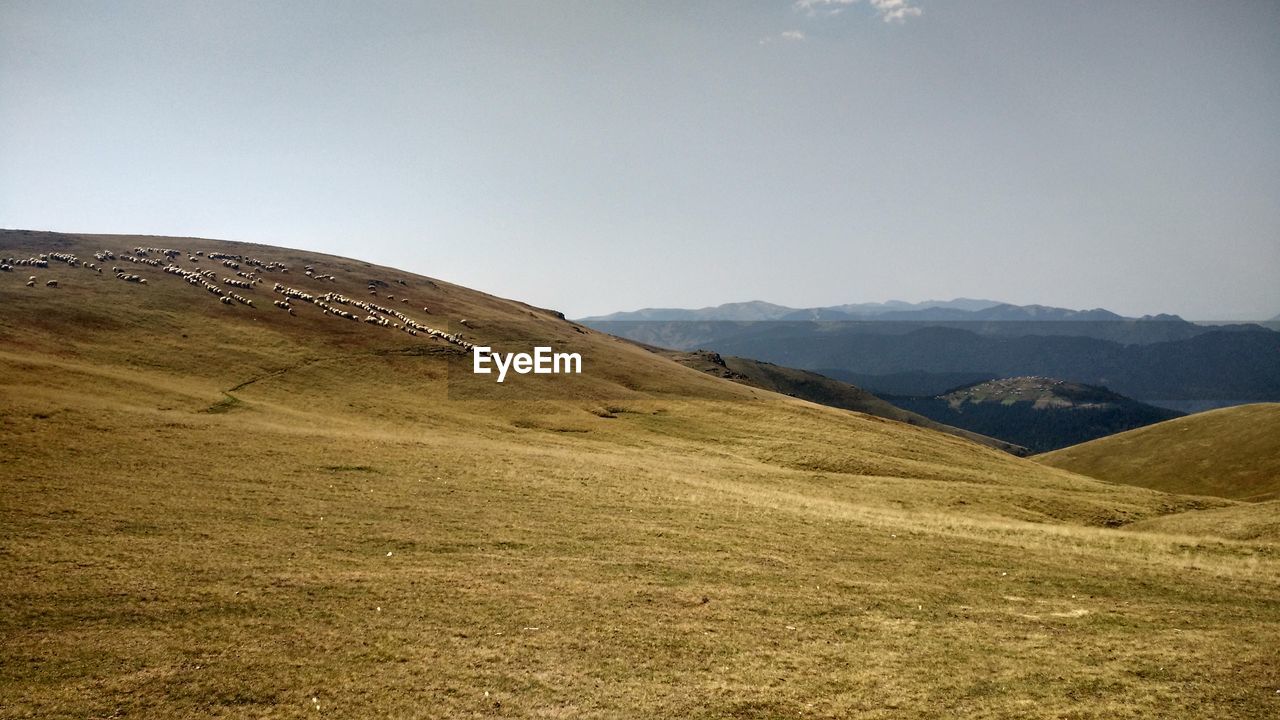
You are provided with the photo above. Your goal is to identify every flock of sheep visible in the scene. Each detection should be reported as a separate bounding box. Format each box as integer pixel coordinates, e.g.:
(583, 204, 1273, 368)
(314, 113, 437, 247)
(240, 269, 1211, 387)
(1, 255, 50, 277)
(5, 246, 474, 351)
(269, 283, 473, 349)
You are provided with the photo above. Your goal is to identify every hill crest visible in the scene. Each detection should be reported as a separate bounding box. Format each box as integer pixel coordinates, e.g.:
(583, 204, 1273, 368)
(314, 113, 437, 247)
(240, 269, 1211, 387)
(5, 229, 1280, 718)
(937, 376, 1161, 411)
(1037, 403, 1280, 502)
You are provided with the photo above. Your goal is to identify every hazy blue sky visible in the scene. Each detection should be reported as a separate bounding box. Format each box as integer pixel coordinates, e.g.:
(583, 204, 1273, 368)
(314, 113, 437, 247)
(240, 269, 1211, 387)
(2, 1, 1277, 319)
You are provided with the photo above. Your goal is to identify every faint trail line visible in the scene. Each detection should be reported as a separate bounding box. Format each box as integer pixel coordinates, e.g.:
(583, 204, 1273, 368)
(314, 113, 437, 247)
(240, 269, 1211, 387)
(226, 355, 337, 393)
(373, 343, 466, 358)
(225, 343, 456, 393)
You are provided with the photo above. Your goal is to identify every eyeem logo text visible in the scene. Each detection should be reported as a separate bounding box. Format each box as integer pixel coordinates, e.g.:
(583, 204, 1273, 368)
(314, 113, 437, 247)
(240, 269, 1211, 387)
(472, 346, 583, 383)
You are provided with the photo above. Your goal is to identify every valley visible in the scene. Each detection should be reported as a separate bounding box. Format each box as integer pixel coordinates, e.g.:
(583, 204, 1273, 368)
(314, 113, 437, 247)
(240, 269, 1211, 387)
(3, 231, 1277, 718)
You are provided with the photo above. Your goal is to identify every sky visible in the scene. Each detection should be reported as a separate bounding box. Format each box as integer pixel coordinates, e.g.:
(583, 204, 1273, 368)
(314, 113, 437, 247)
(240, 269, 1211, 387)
(2, 1, 1278, 320)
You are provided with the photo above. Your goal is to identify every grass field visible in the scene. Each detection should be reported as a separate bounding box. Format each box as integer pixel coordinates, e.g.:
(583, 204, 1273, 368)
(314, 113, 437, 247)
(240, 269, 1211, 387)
(2, 230, 1278, 718)
(1126, 500, 1280, 543)
(1038, 403, 1280, 502)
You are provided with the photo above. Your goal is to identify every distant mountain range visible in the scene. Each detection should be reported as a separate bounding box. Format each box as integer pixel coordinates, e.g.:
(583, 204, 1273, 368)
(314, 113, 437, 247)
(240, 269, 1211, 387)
(581, 299, 1188, 324)
(582, 300, 1222, 346)
(581, 298, 1002, 322)
(583, 301, 1280, 409)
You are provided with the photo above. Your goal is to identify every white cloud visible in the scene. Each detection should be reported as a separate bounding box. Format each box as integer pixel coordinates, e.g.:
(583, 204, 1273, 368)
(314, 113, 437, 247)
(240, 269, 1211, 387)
(869, 0, 923, 23)
(795, 0, 857, 16)
(760, 29, 807, 45)
(794, 0, 923, 23)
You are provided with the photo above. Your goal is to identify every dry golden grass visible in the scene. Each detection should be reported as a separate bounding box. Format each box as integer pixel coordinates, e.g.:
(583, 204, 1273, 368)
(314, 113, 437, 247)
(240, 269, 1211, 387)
(1037, 403, 1280, 502)
(1125, 501, 1280, 543)
(2, 230, 1278, 718)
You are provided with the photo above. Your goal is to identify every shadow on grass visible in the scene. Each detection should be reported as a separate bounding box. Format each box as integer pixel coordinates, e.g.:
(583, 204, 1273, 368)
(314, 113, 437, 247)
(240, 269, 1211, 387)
(202, 393, 243, 414)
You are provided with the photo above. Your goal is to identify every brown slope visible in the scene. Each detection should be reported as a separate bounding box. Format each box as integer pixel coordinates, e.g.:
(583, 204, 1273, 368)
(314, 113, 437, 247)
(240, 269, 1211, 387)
(8, 230, 1280, 719)
(0, 228, 1206, 525)
(1037, 403, 1280, 501)
(1126, 500, 1280, 543)
(656, 348, 1027, 455)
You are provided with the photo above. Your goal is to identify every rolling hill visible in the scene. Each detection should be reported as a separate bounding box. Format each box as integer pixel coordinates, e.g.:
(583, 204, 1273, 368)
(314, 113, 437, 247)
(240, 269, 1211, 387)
(1125, 501, 1280, 543)
(884, 377, 1184, 453)
(3, 229, 1278, 718)
(657, 349, 1027, 454)
(1037, 403, 1280, 502)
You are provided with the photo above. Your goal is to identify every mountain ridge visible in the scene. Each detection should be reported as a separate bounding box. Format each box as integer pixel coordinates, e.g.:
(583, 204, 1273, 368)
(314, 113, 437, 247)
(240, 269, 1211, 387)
(580, 298, 1005, 322)
(584, 319, 1280, 405)
(883, 377, 1184, 453)
(580, 299, 1192, 324)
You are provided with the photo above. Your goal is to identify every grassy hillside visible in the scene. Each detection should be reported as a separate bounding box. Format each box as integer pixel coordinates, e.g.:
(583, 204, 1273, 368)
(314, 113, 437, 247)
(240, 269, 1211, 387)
(1037, 403, 1280, 502)
(1126, 501, 1280, 543)
(659, 349, 1027, 454)
(3, 230, 1278, 718)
